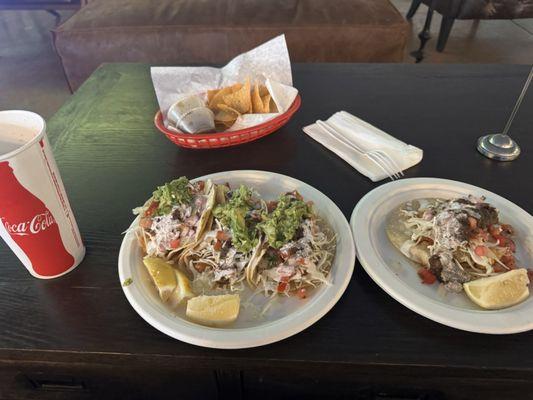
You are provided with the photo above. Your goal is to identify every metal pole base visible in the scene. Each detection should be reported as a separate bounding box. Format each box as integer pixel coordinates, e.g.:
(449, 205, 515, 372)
(477, 133, 520, 161)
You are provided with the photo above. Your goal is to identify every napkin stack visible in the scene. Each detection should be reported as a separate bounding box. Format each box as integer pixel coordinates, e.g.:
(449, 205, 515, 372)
(303, 111, 423, 182)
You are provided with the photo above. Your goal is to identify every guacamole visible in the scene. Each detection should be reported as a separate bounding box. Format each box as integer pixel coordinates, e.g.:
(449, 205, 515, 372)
(152, 177, 192, 215)
(213, 185, 259, 253)
(259, 194, 311, 249)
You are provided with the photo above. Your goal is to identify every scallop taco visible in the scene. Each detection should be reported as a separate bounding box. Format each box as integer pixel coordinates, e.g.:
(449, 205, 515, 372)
(134, 177, 216, 259)
(386, 196, 523, 294)
(246, 191, 336, 297)
(179, 184, 266, 292)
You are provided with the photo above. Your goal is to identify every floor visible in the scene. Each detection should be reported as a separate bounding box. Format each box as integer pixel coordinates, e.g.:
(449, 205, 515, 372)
(0, 1, 532, 119)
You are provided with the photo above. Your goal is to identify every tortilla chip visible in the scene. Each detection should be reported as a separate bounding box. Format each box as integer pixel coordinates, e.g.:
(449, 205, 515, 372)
(258, 84, 269, 97)
(217, 104, 240, 119)
(251, 83, 264, 114)
(268, 97, 278, 113)
(260, 94, 272, 113)
(214, 104, 240, 129)
(207, 89, 219, 103)
(223, 79, 251, 114)
(208, 83, 243, 110)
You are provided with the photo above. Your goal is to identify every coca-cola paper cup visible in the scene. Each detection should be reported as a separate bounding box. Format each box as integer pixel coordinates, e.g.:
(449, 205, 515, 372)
(0, 110, 85, 279)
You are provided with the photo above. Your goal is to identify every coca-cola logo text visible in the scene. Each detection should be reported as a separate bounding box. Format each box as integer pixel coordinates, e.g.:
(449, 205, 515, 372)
(2, 211, 57, 236)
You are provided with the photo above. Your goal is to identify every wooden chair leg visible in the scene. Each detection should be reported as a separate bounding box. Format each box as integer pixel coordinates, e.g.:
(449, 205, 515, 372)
(406, 0, 423, 20)
(437, 16, 455, 52)
(410, 0, 437, 63)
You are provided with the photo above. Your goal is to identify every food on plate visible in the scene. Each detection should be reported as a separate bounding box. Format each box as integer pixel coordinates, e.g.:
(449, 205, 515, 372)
(133, 177, 216, 259)
(463, 269, 529, 310)
(386, 195, 529, 309)
(174, 267, 196, 305)
(132, 177, 337, 327)
(143, 257, 195, 305)
(246, 191, 336, 296)
(180, 184, 266, 292)
(186, 294, 241, 326)
(206, 80, 277, 129)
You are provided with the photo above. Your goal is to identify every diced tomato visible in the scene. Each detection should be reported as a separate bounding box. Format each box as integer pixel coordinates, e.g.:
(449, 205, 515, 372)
(295, 257, 306, 266)
(501, 254, 516, 269)
(474, 245, 487, 257)
(140, 217, 152, 229)
(296, 288, 307, 299)
(144, 201, 159, 217)
(468, 217, 478, 229)
(169, 238, 181, 249)
(495, 235, 516, 252)
(194, 262, 209, 273)
(493, 264, 508, 273)
(196, 180, 205, 191)
(277, 276, 290, 293)
(216, 230, 231, 241)
(417, 268, 437, 285)
(214, 239, 223, 252)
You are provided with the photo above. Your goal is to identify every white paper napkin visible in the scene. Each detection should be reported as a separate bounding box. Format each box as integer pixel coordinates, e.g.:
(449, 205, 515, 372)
(303, 111, 423, 182)
(151, 35, 298, 132)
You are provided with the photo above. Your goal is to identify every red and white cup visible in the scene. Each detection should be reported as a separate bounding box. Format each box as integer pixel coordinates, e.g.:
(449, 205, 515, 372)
(0, 110, 85, 279)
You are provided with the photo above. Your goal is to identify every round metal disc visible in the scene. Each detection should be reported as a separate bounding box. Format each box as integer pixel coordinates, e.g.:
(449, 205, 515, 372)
(477, 134, 521, 161)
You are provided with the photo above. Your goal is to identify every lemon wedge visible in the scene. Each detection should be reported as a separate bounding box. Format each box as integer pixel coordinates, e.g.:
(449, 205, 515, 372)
(169, 269, 196, 306)
(464, 269, 530, 310)
(186, 294, 240, 326)
(143, 256, 177, 302)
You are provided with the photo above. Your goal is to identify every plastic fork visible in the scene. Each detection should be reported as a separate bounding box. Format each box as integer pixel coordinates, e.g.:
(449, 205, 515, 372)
(333, 112, 405, 178)
(316, 120, 398, 181)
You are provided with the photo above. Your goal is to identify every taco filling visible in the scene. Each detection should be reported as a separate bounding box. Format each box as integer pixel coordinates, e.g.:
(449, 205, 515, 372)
(388, 196, 521, 293)
(181, 184, 265, 291)
(247, 191, 336, 297)
(134, 177, 214, 258)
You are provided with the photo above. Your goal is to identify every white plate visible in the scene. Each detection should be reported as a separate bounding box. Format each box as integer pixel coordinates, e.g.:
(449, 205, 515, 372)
(351, 177, 533, 334)
(119, 170, 356, 348)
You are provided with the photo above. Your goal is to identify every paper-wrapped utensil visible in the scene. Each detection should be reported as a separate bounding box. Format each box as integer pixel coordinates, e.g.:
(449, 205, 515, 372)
(303, 111, 423, 182)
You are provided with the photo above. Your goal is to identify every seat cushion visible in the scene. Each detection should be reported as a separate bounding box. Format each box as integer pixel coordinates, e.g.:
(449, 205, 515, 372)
(54, 0, 408, 90)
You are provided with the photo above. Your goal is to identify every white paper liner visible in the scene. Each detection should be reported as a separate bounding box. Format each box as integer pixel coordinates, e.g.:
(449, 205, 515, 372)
(151, 35, 298, 133)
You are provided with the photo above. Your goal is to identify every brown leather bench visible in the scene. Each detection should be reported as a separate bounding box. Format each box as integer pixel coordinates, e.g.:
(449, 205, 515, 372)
(53, 0, 409, 91)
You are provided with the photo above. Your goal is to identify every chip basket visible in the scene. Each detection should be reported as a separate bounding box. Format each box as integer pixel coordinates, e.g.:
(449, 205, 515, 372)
(154, 95, 301, 149)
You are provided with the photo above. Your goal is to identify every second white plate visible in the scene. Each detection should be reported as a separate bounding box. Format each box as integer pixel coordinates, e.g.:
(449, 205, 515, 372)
(351, 177, 533, 334)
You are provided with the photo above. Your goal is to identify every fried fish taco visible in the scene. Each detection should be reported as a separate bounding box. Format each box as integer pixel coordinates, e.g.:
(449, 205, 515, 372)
(246, 191, 336, 297)
(386, 196, 521, 293)
(134, 177, 216, 259)
(180, 184, 266, 292)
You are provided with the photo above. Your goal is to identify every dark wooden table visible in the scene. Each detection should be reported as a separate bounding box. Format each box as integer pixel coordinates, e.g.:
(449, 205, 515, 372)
(1, 63, 532, 400)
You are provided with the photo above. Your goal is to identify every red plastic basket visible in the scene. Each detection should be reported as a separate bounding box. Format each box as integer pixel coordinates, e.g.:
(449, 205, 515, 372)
(154, 95, 301, 149)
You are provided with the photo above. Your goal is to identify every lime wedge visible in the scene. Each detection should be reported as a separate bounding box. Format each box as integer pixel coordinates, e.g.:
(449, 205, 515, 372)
(464, 269, 529, 310)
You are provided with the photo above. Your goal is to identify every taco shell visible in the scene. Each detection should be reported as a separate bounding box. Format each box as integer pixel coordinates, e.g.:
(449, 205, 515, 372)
(385, 199, 439, 267)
